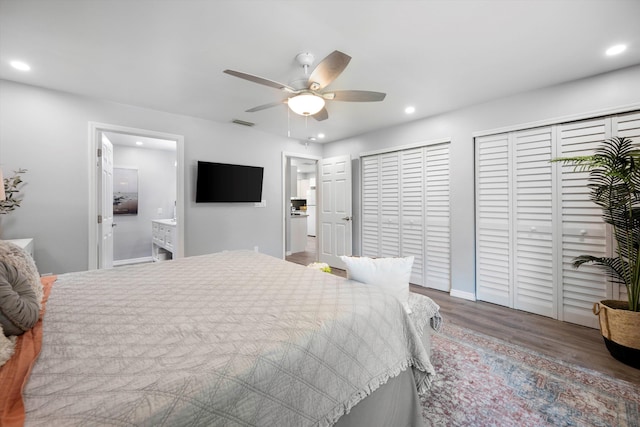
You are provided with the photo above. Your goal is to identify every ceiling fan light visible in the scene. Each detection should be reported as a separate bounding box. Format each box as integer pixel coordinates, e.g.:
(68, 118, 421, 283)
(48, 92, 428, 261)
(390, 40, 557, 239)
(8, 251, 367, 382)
(288, 93, 325, 116)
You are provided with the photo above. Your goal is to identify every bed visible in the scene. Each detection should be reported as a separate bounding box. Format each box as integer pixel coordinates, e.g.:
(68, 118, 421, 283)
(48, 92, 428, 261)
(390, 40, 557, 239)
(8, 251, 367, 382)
(2, 249, 440, 427)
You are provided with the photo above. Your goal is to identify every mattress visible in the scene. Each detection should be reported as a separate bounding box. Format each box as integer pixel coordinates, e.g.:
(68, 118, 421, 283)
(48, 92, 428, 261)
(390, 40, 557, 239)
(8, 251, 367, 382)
(22, 251, 437, 426)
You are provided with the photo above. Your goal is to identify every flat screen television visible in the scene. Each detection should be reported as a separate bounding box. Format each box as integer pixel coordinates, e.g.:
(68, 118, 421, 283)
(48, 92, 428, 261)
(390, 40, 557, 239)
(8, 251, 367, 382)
(196, 161, 264, 203)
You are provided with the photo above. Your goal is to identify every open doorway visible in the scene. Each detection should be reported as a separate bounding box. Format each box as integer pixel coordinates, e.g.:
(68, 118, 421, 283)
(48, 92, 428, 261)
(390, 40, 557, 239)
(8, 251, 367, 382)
(105, 132, 177, 266)
(88, 122, 184, 270)
(283, 153, 320, 266)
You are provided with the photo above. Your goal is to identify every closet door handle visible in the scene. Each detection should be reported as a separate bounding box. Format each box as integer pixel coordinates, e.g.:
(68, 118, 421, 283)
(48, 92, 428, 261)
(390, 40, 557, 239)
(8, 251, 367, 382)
(342, 216, 352, 222)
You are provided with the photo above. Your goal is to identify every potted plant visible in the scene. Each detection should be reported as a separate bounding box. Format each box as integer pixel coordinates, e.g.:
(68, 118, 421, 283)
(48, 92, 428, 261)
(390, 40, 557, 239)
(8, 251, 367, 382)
(554, 137, 639, 368)
(0, 168, 28, 215)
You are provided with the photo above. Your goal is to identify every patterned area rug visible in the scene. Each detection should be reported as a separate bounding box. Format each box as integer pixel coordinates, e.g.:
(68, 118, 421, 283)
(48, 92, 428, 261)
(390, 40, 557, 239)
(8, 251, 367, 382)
(421, 323, 640, 427)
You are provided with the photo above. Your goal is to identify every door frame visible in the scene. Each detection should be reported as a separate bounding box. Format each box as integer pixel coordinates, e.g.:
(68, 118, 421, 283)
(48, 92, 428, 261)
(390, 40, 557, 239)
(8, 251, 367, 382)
(281, 151, 321, 260)
(88, 122, 185, 270)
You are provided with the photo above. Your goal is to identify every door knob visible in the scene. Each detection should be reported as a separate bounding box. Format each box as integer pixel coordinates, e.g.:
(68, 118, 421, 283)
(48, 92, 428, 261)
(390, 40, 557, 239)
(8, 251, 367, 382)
(342, 216, 352, 222)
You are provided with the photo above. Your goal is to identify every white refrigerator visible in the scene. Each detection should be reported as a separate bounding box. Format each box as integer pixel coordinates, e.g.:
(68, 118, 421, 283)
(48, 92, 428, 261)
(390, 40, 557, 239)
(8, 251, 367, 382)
(306, 189, 316, 237)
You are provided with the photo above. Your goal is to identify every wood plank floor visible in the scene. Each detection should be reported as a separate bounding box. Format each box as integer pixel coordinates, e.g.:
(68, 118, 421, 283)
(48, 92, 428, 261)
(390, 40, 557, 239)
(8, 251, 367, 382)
(285, 248, 640, 385)
(410, 285, 640, 385)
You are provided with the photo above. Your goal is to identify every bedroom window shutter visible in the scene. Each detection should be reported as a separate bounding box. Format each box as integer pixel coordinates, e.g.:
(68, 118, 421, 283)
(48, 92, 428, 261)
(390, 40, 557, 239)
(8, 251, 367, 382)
(558, 118, 611, 328)
(513, 127, 556, 318)
(475, 133, 512, 306)
(380, 152, 401, 257)
(476, 110, 639, 328)
(360, 141, 451, 290)
(424, 144, 451, 291)
(400, 148, 425, 285)
(362, 155, 381, 257)
(611, 111, 640, 304)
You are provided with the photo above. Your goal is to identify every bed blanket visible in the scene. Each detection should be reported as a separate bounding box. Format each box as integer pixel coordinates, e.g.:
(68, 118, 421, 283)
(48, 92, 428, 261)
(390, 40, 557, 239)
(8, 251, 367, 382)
(22, 251, 435, 427)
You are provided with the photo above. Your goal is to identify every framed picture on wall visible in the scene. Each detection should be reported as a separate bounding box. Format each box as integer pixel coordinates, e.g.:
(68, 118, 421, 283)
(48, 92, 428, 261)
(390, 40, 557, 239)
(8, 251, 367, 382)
(113, 167, 138, 215)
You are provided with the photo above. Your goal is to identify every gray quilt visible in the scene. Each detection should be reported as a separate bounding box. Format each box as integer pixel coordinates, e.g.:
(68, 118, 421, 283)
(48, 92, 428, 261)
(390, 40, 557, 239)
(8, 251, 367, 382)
(23, 251, 435, 426)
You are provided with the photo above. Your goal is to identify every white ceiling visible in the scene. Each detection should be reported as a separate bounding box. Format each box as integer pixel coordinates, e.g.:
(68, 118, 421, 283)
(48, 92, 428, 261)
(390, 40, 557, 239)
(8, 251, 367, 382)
(103, 131, 176, 152)
(1, 0, 639, 144)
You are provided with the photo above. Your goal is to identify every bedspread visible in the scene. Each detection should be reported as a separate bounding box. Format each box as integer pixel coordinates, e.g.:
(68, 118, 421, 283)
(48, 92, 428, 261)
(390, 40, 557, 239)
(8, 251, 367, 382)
(22, 251, 435, 426)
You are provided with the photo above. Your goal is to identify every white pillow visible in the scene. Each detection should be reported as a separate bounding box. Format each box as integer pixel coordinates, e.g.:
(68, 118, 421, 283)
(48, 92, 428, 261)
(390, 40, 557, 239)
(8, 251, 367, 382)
(341, 256, 414, 313)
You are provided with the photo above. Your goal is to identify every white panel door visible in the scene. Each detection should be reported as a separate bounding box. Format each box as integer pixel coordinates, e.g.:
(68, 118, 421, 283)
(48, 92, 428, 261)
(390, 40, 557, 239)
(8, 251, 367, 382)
(612, 111, 640, 302)
(400, 148, 425, 285)
(98, 133, 114, 269)
(380, 152, 400, 257)
(559, 118, 611, 328)
(361, 155, 380, 258)
(513, 127, 556, 317)
(319, 155, 352, 269)
(424, 144, 451, 291)
(476, 133, 512, 306)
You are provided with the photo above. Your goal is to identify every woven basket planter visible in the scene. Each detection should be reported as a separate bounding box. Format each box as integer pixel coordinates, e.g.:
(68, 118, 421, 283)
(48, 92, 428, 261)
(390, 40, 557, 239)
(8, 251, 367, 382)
(593, 300, 640, 369)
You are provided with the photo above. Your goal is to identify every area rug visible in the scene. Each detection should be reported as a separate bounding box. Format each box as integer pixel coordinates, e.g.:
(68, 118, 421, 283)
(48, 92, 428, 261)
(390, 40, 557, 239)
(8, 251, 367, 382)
(420, 323, 640, 427)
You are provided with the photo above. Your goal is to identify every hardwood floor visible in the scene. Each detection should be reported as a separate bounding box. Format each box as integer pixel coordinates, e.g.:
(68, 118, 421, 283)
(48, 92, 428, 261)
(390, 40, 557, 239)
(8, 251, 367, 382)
(410, 285, 640, 385)
(285, 253, 640, 384)
(285, 236, 318, 266)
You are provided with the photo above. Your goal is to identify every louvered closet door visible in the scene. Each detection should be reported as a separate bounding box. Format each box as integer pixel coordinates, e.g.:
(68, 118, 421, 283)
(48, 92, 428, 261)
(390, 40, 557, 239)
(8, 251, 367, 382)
(361, 156, 380, 257)
(513, 127, 556, 317)
(475, 133, 511, 306)
(400, 148, 425, 285)
(613, 111, 640, 302)
(559, 118, 611, 328)
(380, 152, 400, 257)
(424, 144, 451, 291)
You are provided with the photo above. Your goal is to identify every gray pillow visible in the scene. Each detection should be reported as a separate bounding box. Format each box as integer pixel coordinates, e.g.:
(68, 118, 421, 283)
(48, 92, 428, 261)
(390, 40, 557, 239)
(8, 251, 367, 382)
(0, 240, 41, 310)
(0, 261, 39, 336)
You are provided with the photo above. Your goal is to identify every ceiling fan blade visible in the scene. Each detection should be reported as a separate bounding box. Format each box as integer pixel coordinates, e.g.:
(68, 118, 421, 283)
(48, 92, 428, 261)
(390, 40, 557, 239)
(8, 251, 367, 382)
(224, 69, 298, 93)
(313, 107, 329, 121)
(328, 90, 386, 102)
(307, 51, 351, 90)
(245, 99, 287, 113)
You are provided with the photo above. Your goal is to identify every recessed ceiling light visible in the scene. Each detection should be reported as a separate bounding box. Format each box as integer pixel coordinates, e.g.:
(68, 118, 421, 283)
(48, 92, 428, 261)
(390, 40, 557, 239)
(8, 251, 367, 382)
(318, 133, 325, 139)
(135, 141, 144, 146)
(10, 60, 30, 71)
(606, 44, 627, 56)
(405, 106, 416, 114)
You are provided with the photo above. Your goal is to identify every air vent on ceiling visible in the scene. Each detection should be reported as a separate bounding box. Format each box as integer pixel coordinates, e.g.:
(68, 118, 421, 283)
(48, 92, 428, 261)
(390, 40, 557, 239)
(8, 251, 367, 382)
(232, 119, 255, 127)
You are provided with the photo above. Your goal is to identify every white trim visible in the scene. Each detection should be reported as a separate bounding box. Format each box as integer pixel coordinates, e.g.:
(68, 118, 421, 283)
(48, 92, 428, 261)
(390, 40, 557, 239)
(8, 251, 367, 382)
(88, 122, 185, 270)
(450, 289, 477, 301)
(472, 103, 640, 138)
(113, 256, 153, 266)
(281, 151, 322, 259)
(359, 137, 451, 158)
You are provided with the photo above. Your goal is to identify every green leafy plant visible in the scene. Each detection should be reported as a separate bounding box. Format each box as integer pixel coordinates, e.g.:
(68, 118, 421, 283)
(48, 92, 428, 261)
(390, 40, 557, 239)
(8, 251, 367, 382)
(0, 168, 27, 214)
(553, 137, 640, 311)
(307, 262, 332, 273)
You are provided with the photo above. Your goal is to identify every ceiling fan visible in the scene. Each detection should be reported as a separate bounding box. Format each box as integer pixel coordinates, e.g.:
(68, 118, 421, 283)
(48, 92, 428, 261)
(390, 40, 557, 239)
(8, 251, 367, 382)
(223, 50, 386, 121)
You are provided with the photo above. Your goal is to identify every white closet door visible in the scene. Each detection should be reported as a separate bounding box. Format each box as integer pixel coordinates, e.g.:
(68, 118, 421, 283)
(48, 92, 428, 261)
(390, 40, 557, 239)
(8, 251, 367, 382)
(612, 111, 640, 302)
(476, 133, 511, 306)
(424, 144, 451, 291)
(361, 156, 380, 258)
(380, 152, 400, 257)
(400, 148, 425, 285)
(559, 118, 611, 328)
(513, 127, 556, 317)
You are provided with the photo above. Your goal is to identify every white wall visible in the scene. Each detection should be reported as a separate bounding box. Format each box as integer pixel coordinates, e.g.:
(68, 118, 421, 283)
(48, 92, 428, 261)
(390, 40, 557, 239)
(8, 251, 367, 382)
(0, 79, 322, 274)
(113, 145, 176, 262)
(323, 65, 640, 296)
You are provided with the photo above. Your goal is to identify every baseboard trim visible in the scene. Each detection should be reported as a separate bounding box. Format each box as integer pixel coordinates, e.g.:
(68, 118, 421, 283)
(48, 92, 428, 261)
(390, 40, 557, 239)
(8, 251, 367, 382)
(450, 289, 476, 301)
(113, 256, 153, 267)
